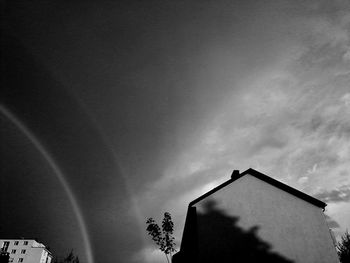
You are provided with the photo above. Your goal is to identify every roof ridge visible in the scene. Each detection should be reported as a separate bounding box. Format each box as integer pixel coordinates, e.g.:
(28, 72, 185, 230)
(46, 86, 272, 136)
(189, 168, 326, 209)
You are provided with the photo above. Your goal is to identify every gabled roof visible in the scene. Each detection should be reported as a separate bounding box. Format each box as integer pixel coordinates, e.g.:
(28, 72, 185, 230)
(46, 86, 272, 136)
(189, 168, 326, 209)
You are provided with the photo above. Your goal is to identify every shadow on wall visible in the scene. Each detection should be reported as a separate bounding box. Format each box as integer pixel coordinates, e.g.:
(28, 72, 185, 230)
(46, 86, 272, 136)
(196, 200, 294, 263)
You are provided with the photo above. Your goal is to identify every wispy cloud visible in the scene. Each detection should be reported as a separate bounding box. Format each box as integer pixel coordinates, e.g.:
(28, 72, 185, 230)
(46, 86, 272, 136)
(325, 215, 340, 229)
(315, 186, 350, 203)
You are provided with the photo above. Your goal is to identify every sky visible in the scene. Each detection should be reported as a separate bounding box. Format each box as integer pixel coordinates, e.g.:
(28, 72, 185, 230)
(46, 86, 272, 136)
(1, 0, 350, 262)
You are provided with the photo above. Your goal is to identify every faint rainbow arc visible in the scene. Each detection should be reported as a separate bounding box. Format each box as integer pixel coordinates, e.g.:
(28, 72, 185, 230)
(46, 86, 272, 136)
(84, 115, 146, 243)
(0, 105, 94, 263)
(67, 94, 145, 239)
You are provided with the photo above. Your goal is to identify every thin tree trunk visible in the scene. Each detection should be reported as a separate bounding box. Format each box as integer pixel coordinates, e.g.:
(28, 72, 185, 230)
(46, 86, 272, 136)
(165, 253, 170, 263)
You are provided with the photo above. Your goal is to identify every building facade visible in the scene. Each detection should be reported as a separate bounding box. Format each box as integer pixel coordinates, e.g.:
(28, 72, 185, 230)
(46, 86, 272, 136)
(173, 168, 339, 263)
(0, 239, 52, 263)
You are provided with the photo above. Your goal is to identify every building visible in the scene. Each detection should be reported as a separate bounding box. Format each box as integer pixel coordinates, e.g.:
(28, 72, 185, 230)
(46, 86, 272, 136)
(0, 239, 52, 263)
(173, 168, 339, 263)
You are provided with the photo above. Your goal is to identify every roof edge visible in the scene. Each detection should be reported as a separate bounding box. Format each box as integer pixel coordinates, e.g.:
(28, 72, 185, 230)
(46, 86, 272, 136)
(189, 178, 234, 207)
(241, 168, 326, 209)
(189, 168, 326, 209)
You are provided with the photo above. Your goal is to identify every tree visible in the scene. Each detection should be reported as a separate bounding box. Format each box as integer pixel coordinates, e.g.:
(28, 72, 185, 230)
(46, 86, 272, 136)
(337, 230, 350, 263)
(146, 212, 176, 263)
(54, 250, 80, 263)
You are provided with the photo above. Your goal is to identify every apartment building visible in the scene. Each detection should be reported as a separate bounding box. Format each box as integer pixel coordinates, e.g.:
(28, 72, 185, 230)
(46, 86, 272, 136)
(0, 239, 52, 263)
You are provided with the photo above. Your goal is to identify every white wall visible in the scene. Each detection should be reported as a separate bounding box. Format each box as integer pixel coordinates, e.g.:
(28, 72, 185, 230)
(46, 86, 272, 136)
(194, 174, 339, 263)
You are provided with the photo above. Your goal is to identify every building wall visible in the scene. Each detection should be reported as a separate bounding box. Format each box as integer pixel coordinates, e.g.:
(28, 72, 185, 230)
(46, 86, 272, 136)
(0, 240, 52, 263)
(194, 174, 339, 263)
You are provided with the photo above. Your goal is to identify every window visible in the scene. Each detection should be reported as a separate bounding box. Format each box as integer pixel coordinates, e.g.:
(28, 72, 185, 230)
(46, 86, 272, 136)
(2, 241, 10, 252)
(23, 241, 28, 245)
(18, 258, 23, 262)
(21, 250, 26, 254)
(14, 241, 19, 246)
(9, 258, 14, 263)
(11, 250, 16, 254)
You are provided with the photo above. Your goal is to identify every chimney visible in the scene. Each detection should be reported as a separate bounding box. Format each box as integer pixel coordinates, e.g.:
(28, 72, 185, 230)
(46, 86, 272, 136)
(231, 170, 240, 179)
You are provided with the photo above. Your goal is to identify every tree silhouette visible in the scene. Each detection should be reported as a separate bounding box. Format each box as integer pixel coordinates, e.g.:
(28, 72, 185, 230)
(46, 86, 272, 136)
(337, 230, 350, 263)
(146, 212, 176, 263)
(54, 250, 79, 263)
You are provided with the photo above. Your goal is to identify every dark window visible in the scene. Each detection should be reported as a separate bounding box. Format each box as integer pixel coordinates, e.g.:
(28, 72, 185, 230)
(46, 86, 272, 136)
(11, 249, 16, 254)
(21, 250, 26, 254)
(23, 241, 28, 245)
(14, 241, 19, 246)
(18, 258, 23, 262)
(2, 241, 10, 252)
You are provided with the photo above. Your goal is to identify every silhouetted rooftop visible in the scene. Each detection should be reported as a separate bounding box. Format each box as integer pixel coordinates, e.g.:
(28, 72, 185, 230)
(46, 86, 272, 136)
(189, 168, 326, 209)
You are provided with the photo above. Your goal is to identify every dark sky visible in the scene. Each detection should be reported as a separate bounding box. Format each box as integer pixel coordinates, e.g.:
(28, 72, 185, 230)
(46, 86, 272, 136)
(2, 1, 350, 263)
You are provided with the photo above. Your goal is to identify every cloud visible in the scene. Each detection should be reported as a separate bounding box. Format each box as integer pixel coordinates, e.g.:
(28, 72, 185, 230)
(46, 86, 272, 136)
(325, 215, 341, 229)
(139, 0, 350, 193)
(308, 94, 350, 139)
(304, 16, 349, 48)
(323, 200, 350, 241)
(297, 176, 309, 185)
(342, 48, 350, 61)
(314, 186, 350, 203)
